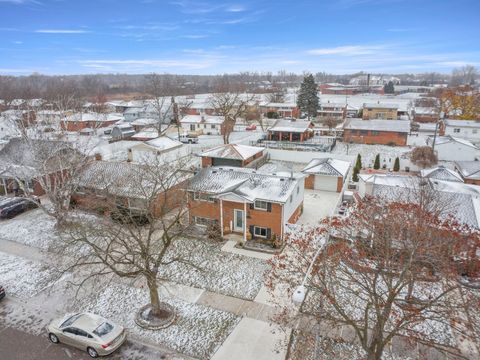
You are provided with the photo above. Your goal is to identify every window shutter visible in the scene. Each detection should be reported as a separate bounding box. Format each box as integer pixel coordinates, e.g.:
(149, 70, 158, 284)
(249, 225, 254, 238)
(267, 202, 272, 212)
(250, 203, 254, 210)
(266, 228, 272, 240)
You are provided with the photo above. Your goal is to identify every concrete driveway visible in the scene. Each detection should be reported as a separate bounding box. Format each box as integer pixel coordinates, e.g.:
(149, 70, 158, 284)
(297, 190, 341, 225)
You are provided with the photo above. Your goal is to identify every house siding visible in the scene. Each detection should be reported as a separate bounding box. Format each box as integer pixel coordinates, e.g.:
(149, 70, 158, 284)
(343, 129, 407, 146)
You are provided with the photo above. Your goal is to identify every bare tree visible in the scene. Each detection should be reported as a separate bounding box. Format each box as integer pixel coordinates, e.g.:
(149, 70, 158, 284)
(58, 157, 205, 327)
(209, 91, 255, 144)
(451, 65, 478, 86)
(268, 195, 480, 360)
(410, 146, 438, 169)
(145, 73, 175, 135)
(321, 117, 338, 135)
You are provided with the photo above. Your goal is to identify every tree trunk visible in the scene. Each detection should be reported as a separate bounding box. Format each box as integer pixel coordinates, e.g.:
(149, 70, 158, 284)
(146, 273, 162, 316)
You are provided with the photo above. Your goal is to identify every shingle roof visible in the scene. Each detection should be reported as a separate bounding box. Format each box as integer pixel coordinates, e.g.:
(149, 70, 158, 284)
(420, 166, 463, 182)
(188, 167, 302, 203)
(344, 119, 410, 133)
(363, 102, 398, 109)
(200, 144, 264, 161)
(302, 158, 350, 177)
(455, 161, 480, 180)
(269, 119, 313, 133)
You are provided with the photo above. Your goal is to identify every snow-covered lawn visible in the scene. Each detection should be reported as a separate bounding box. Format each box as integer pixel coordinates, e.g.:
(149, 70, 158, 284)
(0, 208, 56, 250)
(159, 238, 269, 300)
(331, 142, 411, 169)
(0, 251, 57, 299)
(77, 283, 240, 359)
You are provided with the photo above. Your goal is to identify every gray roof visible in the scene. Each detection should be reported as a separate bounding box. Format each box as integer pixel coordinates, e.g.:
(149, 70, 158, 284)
(444, 119, 480, 128)
(420, 166, 463, 182)
(344, 119, 410, 133)
(363, 102, 398, 109)
(188, 167, 302, 203)
(302, 158, 350, 177)
(455, 161, 480, 180)
(269, 119, 313, 133)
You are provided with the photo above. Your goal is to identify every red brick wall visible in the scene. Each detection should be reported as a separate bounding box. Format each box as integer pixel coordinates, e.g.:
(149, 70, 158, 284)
(336, 177, 344, 192)
(61, 120, 117, 132)
(247, 203, 283, 239)
(201, 157, 212, 168)
(414, 114, 439, 123)
(464, 178, 480, 186)
(343, 130, 407, 146)
(287, 202, 303, 224)
(305, 174, 314, 189)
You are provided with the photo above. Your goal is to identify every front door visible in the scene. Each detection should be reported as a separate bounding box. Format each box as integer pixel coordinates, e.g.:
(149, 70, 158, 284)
(234, 209, 244, 232)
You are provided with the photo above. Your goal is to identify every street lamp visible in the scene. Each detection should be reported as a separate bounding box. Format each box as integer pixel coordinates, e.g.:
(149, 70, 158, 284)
(292, 242, 324, 307)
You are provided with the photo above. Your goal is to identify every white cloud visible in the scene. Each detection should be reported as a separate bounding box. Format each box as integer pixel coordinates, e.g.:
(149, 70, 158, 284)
(307, 45, 385, 55)
(0, 0, 41, 4)
(226, 4, 246, 12)
(181, 34, 209, 39)
(35, 29, 90, 34)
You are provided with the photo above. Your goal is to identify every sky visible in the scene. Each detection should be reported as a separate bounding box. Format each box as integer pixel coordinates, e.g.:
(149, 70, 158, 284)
(0, 0, 479, 75)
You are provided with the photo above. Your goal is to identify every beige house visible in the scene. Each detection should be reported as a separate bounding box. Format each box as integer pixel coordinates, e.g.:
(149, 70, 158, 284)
(362, 102, 398, 120)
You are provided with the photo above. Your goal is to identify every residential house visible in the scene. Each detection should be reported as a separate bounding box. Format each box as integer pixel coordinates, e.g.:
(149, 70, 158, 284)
(343, 119, 410, 146)
(317, 101, 347, 120)
(440, 120, 480, 143)
(180, 115, 225, 135)
(358, 173, 480, 228)
(426, 136, 480, 162)
(200, 144, 266, 168)
(62, 113, 123, 132)
(413, 107, 439, 123)
(302, 158, 350, 192)
(0, 138, 76, 196)
(454, 161, 480, 185)
(130, 118, 159, 132)
(267, 119, 314, 142)
(130, 128, 159, 141)
(72, 160, 190, 216)
(128, 136, 189, 164)
(188, 167, 305, 241)
(362, 102, 398, 120)
(259, 102, 300, 118)
(110, 123, 136, 141)
(420, 165, 463, 183)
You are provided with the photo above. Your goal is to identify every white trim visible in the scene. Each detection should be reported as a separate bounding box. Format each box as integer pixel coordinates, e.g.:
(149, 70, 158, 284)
(254, 200, 268, 211)
(220, 198, 224, 237)
(253, 226, 268, 238)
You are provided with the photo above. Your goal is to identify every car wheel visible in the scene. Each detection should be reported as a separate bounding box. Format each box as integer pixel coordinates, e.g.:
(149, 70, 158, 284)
(87, 347, 99, 358)
(48, 333, 59, 344)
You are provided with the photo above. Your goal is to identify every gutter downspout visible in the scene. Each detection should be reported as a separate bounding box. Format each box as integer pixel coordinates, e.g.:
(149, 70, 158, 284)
(220, 198, 223, 237)
(244, 201, 247, 243)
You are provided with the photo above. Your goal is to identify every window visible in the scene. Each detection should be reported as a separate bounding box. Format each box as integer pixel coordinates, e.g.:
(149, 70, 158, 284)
(254, 200, 268, 210)
(254, 226, 268, 238)
(211, 124, 216, 129)
(473, 129, 478, 134)
(193, 192, 215, 202)
(195, 216, 217, 226)
(60, 313, 82, 328)
(76, 329, 92, 338)
(93, 322, 113, 337)
(128, 198, 147, 210)
(289, 194, 292, 203)
(360, 130, 368, 135)
(296, 186, 299, 194)
(371, 131, 379, 135)
(190, 124, 196, 131)
(453, 128, 460, 133)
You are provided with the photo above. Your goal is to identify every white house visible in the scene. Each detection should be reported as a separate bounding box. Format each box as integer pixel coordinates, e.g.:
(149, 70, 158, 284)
(442, 120, 480, 144)
(426, 136, 480, 162)
(180, 115, 225, 135)
(302, 158, 351, 192)
(128, 136, 191, 164)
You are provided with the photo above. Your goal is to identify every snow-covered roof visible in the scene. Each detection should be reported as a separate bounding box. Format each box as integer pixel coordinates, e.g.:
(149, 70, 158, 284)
(302, 158, 350, 178)
(65, 112, 124, 123)
(188, 167, 303, 203)
(92, 140, 141, 161)
(130, 118, 158, 126)
(130, 128, 159, 140)
(414, 107, 437, 115)
(420, 166, 463, 182)
(144, 136, 183, 150)
(455, 161, 480, 180)
(363, 102, 398, 109)
(200, 144, 264, 161)
(180, 115, 224, 124)
(269, 119, 313, 133)
(344, 119, 410, 133)
(426, 135, 478, 149)
(444, 119, 480, 128)
(359, 173, 480, 228)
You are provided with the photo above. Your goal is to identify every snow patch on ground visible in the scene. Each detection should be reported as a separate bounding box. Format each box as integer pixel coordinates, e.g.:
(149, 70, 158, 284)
(0, 251, 57, 299)
(77, 283, 240, 359)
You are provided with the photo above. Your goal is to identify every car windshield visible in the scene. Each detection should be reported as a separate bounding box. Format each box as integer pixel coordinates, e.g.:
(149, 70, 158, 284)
(93, 322, 114, 337)
(60, 313, 82, 328)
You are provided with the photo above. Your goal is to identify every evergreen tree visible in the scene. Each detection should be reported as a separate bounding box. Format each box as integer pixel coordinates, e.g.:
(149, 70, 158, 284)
(352, 166, 360, 182)
(393, 157, 400, 172)
(374, 154, 380, 169)
(384, 81, 395, 94)
(297, 74, 319, 120)
(355, 153, 362, 170)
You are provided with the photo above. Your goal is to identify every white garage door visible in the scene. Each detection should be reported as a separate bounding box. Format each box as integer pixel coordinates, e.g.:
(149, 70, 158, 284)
(314, 175, 338, 192)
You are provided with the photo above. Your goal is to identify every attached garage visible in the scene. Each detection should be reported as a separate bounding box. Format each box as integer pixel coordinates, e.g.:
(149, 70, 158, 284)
(302, 158, 351, 192)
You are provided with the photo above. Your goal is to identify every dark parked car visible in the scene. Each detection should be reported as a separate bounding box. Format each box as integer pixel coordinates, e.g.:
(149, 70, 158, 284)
(0, 196, 38, 219)
(0, 285, 5, 300)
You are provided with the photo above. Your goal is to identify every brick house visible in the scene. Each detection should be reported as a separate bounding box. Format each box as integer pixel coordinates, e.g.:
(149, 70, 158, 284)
(317, 101, 347, 120)
(259, 102, 300, 118)
(0, 138, 77, 196)
(72, 161, 191, 217)
(413, 107, 439, 123)
(362, 103, 398, 120)
(343, 119, 409, 146)
(267, 119, 314, 142)
(187, 167, 305, 242)
(302, 158, 351, 192)
(61, 112, 123, 132)
(454, 161, 480, 185)
(200, 144, 266, 168)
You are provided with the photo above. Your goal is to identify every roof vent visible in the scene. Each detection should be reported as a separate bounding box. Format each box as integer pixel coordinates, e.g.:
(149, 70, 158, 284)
(280, 178, 285, 181)
(212, 170, 217, 174)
